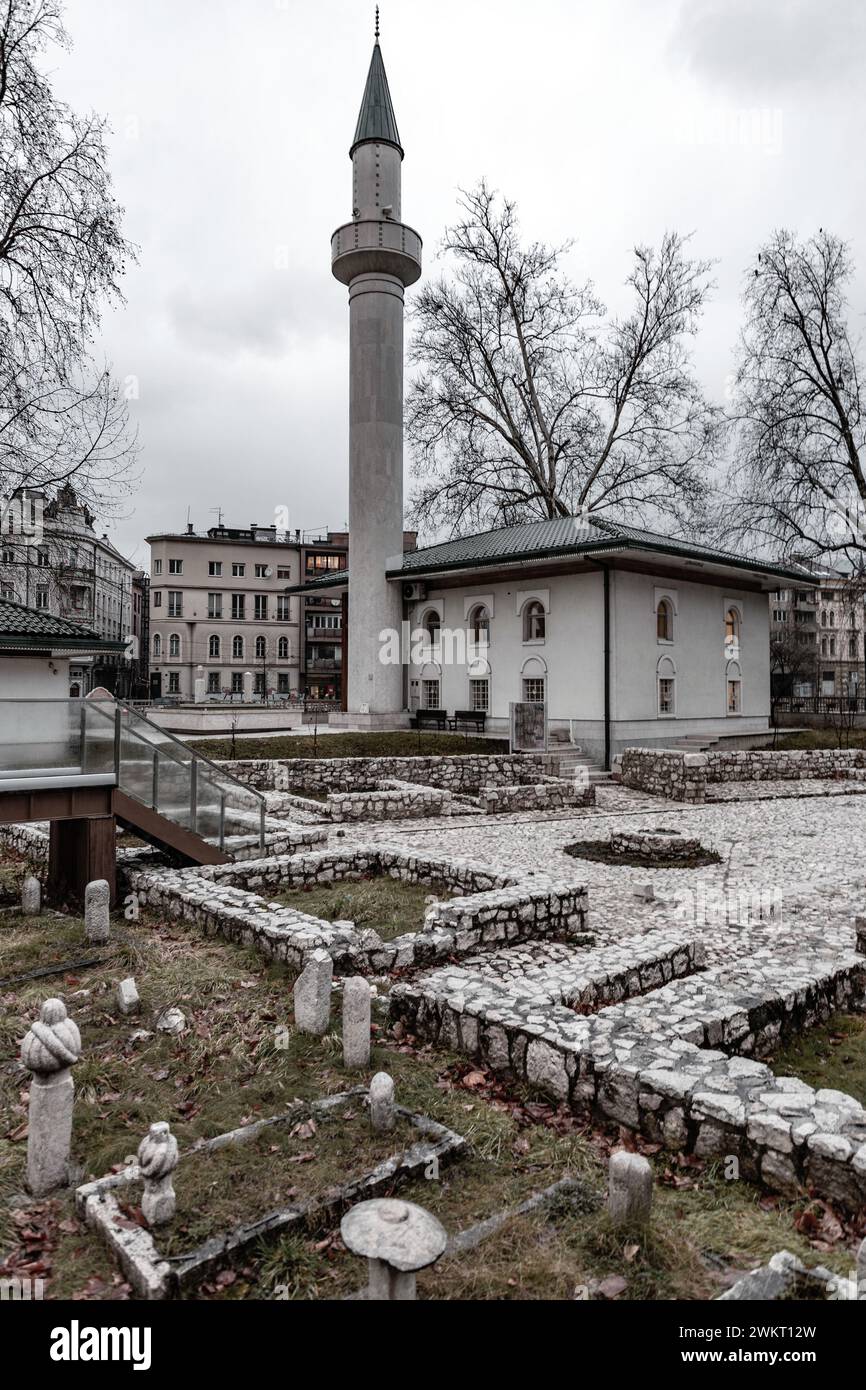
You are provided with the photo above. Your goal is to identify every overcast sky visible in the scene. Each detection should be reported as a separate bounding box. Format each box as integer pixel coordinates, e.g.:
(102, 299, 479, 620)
(54, 0, 866, 567)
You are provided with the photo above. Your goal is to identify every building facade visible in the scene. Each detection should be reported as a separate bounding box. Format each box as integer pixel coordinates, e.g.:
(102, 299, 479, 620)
(0, 485, 139, 695)
(146, 523, 301, 700)
(771, 573, 865, 701)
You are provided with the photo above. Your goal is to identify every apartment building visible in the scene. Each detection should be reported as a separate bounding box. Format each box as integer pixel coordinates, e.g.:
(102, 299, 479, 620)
(298, 529, 417, 703)
(0, 485, 138, 695)
(146, 523, 301, 699)
(770, 572, 865, 700)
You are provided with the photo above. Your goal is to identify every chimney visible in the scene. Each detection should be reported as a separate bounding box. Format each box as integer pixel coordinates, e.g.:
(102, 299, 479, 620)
(186, 522, 194, 535)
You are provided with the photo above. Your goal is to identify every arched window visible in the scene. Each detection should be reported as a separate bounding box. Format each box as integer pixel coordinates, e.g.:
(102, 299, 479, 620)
(278, 636, 289, 661)
(829, 610, 835, 627)
(169, 633, 180, 658)
(656, 598, 673, 642)
(657, 656, 676, 716)
(726, 660, 742, 715)
(422, 609, 441, 644)
(849, 636, 858, 660)
(232, 635, 244, 660)
(208, 635, 220, 659)
(523, 600, 546, 642)
(255, 636, 266, 660)
(725, 607, 741, 656)
(468, 604, 490, 644)
(152, 633, 161, 657)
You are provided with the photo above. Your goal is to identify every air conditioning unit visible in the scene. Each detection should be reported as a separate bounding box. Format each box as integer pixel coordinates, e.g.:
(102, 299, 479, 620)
(402, 581, 427, 602)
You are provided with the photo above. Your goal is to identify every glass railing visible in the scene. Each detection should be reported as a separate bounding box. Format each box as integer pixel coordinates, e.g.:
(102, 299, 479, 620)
(0, 698, 265, 851)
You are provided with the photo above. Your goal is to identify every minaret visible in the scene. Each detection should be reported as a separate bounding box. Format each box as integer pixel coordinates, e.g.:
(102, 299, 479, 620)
(331, 13, 422, 717)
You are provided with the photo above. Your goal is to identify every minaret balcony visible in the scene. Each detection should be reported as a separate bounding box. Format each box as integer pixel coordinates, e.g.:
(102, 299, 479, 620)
(331, 218, 422, 287)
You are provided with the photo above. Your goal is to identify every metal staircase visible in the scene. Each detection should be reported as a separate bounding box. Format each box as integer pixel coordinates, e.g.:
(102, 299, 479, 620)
(0, 698, 266, 864)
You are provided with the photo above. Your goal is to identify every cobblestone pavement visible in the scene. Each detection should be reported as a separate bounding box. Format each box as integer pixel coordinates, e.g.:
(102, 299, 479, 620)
(334, 781, 866, 967)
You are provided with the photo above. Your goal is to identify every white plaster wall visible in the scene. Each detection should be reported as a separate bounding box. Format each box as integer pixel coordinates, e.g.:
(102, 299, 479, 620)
(611, 570, 770, 722)
(407, 571, 605, 721)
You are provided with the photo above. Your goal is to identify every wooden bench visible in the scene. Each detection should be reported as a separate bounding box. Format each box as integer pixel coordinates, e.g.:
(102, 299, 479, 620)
(411, 708, 448, 731)
(448, 709, 487, 733)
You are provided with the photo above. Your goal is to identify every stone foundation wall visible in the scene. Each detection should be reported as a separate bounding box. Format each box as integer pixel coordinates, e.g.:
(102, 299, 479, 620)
(220, 753, 555, 794)
(620, 746, 866, 801)
(479, 779, 595, 814)
(391, 935, 866, 1211)
(127, 848, 589, 975)
(266, 780, 451, 822)
(620, 749, 707, 801)
(0, 822, 49, 862)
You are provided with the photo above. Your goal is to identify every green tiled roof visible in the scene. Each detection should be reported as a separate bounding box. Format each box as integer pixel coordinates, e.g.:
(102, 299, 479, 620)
(283, 515, 814, 595)
(351, 41, 402, 156)
(388, 515, 814, 584)
(0, 597, 126, 651)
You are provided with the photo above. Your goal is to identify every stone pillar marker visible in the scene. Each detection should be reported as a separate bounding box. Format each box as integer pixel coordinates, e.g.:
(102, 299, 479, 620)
(137, 1121, 179, 1226)
(369, 1072, 395, 1131)
(341, 1198, 447, 1300)
(342, 976, 371, 1068)
(608, 1150, 654, 1228)
(84, 878, 110, 943)
(293, 949, 333, 1035)
(21, 998, 82, 1196)
(116, 977, 141, 1016)
(21, 875, 41, 915)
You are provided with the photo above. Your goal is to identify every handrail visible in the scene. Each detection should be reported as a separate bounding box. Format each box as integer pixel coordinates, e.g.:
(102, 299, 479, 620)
(84, 699, 265, 849)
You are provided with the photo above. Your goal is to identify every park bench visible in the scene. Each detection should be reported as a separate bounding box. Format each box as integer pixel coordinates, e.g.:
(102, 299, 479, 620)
(411, 708, 448, 731)
(448, 709, 487, 734)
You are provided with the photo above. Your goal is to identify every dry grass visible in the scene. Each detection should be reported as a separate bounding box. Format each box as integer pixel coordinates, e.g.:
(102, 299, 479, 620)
(188, 731, 509, 760)
(274, 875, 455, 941)
(1, 857, 862, 1301)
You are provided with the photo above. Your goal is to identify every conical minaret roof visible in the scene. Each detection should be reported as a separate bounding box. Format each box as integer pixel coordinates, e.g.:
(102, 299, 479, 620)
(350, 39, 403, 157)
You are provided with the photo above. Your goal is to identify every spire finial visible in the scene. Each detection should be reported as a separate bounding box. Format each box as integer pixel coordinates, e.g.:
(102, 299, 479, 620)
(375, 6, 380, 42)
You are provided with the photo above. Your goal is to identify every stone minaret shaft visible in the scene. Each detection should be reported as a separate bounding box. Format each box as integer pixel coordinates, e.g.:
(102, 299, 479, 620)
(331, 33, 422, 715)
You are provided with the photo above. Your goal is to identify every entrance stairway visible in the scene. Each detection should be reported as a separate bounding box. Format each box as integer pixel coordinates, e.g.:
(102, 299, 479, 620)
(548, 728, 611, 784)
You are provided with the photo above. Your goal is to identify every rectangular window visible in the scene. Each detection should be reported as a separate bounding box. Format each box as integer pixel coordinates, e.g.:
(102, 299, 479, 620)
(277, 566, 291, 579)
(255, 672, 266, 695)
(523, 678, 545, 704)
(422, 679, 440, 709)
(208, 593, 223, 619)
(168, 558, 183, 574)
(231, 672, 243, 693)
(658, 678, 675, 715)
(208, 561, 223, 577)
(254, 594, 268, 621)
(153, 559, 162, 575)
(36, 548, 49, 567)
(232, 562, 245, 577)
(231, 594, 245, 620)
(727, 679, 741, 714)
(168, 591, 182, 617)
(207, 672, 220, 693)
(277, 673, 290, 694)
(277, 595, 291, 621)
(35, 586, 49, 610)
(168, 672, 180, 693)
(254, 564, 269, 578)
(470, 678, 489, 712)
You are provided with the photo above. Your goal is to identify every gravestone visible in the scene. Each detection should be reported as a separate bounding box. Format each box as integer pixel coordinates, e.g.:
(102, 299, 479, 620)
(341, 1198, 447, 1300)
(608, 1150, 653, 1228)
(137, 1121, 179, 1226)
(342, 976, 371, 1069)
(293, 950, 333, 1035)
(116, 977, 141, 1016)
(21, 998, 82, 1196)
(21, 875, 41, 915)
(369, 1072, 395, 1131)
(84, 879, 111, 943)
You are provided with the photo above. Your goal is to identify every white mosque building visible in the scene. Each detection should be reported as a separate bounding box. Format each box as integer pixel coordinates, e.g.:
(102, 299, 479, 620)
(289, 24, 809, 766)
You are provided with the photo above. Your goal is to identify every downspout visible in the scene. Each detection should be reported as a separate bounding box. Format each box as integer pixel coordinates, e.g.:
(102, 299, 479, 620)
(603, 563, 611, 771)
(594, 561, 612, 771)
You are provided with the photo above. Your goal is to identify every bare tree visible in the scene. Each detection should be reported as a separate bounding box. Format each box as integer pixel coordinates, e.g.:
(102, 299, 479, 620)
(0, 0, 138, 510)
(406, 182, 720, 536)
(727, 229, 866, 566)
